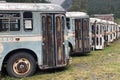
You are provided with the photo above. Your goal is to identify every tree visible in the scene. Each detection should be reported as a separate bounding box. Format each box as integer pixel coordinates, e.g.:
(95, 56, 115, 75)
(87, 0, 120, 18)
(64, 0, 120, 18)
(64, 0, 88, 12)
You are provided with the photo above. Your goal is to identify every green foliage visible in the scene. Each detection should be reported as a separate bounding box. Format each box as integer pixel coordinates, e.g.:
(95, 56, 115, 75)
(68, 0, 120, 18)
(69, 0, 88, 12)
(87, 0, 120, 18)
(114, 18, 120, 24)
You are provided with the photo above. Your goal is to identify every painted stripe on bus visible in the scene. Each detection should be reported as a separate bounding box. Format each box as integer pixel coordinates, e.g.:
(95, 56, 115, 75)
(0, 35, 42, 42)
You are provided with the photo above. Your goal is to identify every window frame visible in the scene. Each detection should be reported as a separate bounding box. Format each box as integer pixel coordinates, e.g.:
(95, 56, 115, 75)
(0, 13, 21, 32)
(23, 11, 33, 31)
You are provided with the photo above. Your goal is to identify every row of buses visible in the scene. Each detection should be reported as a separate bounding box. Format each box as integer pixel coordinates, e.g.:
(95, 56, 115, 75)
(66, 12, 120, 54)
(0, 2, 119, 78)
(90, 18, 120, 50)
(66, 12, 120, 52)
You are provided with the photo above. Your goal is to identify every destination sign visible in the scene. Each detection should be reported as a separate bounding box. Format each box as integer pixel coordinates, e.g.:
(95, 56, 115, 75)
(0, 13, 20, 18)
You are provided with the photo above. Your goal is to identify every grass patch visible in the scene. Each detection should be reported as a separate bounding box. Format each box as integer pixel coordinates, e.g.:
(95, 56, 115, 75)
(1, 39, 120, 80)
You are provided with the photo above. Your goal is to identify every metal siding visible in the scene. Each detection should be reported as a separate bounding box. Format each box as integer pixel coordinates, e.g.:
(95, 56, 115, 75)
(0, 41, 42, 70)
(0, 12, 43, 70)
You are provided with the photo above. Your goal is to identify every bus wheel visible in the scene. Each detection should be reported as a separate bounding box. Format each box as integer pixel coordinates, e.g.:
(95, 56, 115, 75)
(6, 52, 36, 78)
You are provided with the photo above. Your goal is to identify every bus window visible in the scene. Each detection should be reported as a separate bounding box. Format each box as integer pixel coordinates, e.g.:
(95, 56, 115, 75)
(0, 19, 9, 31)
(97, 37, 99, 45)
(47, 16, 52, 31)
(62, 16, 65, 30)
(10, 19, 20, 31)
(42, 16, 46, 32)
(92, 24, 95, 34)
(0, 13, 20, 32)
(96, 25, 99, 34)
(66, 18, 70, 29)
(56, 16, 61, 32)
(75, 19, 79, 37)
(23, 12, 33, 30)
(84, 19, 88, 36)
(100, 25, 102, 34)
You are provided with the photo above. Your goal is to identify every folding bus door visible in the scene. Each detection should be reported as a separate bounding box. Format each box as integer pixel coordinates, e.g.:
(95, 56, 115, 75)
(96, 24, 104, 49)
(55, 15, 65, 65)
(95, 24, 99, 49)
(42, 14, 65, 67)
(100, 24, 104, 49)
(82, 19, 90, 52)
(75, 19, 82, 52)
(91, 23, 96, 48)
(42, 14, 55, 67)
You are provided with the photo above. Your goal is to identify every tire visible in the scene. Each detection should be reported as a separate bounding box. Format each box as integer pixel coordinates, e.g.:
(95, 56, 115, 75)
(6, 52, 36, 78)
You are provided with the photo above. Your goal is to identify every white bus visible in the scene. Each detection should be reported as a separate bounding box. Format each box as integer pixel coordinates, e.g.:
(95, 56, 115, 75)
(90, 18, 104, 50)
(66, 12, 91, 55)
(0, 2, 70, 78)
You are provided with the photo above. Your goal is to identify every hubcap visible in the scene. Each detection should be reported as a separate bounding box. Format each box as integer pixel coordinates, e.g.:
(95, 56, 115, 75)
(13, 58, 31, 75)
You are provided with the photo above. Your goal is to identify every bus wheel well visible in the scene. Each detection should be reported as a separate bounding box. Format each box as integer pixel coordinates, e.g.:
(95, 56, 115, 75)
(2, 49, 37, 69)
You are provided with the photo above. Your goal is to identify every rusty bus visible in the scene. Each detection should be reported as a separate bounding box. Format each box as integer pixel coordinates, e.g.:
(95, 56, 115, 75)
(0, 2, 70, 78)
(66, 12, 91, 55)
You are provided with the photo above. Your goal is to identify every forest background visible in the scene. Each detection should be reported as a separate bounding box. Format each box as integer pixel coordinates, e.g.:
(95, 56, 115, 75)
(5, 0, 120, 23)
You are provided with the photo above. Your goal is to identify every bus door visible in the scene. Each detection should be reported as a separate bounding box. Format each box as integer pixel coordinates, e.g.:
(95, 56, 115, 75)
(82, 19, 90, 52)
(75, 19, 82, 52)
(91, 23, 96, 48)
(95, 24, 99, 48)
(55, 15, 65, 65)
(42, 14, 65, 67)
(96, 24, 104, 49)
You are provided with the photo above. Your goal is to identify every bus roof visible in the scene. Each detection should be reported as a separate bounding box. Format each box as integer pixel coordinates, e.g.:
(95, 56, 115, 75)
(108, 21, 115, 25)
(66, 12, 89, 18)
(0, 2, 65, 12)
(102, 19, 107, 23)
(90, 18, 102, 23)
